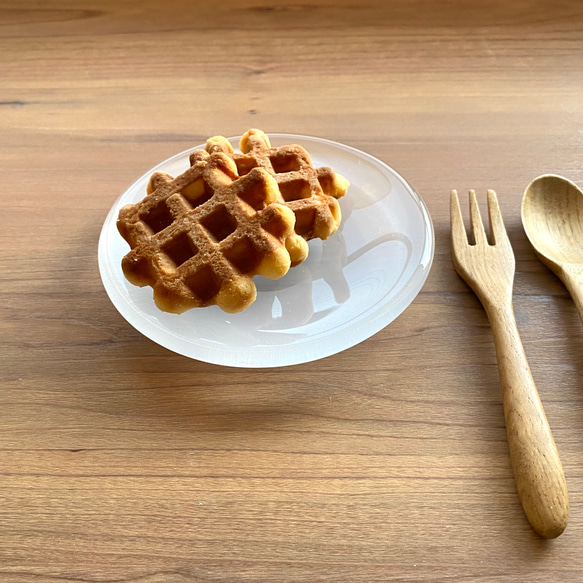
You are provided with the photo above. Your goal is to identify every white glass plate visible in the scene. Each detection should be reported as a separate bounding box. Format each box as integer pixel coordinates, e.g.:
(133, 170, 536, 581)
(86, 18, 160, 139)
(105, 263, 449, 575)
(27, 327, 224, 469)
(98, 134, 434, 368)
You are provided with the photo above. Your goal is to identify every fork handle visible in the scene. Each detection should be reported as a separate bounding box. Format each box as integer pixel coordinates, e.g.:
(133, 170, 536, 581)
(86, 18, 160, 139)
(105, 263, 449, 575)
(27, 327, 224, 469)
(486, 301, 569, 538)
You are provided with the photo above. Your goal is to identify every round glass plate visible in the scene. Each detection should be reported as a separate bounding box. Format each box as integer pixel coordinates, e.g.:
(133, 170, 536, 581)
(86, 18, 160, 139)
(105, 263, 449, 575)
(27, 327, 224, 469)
(98, 134, 434, 368)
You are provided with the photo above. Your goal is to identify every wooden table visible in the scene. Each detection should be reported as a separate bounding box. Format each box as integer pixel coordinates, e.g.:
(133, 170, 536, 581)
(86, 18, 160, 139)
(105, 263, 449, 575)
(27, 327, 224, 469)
(3, 1, 583, 581)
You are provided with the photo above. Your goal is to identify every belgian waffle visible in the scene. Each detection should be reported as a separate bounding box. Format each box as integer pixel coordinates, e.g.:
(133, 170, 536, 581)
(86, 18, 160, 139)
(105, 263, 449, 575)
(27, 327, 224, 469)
(117, 149, 297, 314)
(205, 129, 350, 266)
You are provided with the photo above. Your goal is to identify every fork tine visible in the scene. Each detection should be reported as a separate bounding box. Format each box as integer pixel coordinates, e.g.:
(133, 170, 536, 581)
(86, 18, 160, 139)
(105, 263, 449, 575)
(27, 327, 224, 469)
(487, 189, 510, 246)
(450, 189, 468, 246)
(469, 190, 488, 245)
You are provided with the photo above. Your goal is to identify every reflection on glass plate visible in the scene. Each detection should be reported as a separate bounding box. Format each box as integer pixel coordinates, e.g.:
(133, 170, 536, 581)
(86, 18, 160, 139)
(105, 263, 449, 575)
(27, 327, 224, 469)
(98, 134, 434, 368)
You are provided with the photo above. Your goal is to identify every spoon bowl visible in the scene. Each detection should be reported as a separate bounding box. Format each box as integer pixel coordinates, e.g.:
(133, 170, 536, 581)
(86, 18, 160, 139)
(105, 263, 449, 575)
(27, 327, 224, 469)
(522, 174, 583, 321)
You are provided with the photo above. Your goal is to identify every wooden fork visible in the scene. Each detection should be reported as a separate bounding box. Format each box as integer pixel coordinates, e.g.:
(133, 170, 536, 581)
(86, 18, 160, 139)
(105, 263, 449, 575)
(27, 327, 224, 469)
(450, 189, 568, 538)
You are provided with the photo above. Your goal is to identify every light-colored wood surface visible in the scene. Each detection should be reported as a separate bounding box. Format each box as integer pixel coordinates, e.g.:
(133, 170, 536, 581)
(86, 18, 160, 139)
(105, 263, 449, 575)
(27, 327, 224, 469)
(2, 1, 583, 581)
(451, 189, 568, 539)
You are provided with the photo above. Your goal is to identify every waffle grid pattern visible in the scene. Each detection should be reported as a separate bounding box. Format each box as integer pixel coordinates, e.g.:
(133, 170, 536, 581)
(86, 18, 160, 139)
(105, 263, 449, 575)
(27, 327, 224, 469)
(209, 129, 348, 245)
(117, 150, 296, 313)
(117, 129, 349, 314)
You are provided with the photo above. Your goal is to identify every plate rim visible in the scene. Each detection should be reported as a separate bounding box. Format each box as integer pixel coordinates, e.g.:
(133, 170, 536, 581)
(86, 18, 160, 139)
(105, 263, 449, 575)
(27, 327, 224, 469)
(98, 133, 435, 368)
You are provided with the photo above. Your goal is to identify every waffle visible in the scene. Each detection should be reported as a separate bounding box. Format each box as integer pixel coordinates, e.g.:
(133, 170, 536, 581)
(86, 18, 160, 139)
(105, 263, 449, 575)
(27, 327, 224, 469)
(117, 149, 297, 314)
(205, 129, 350, 266)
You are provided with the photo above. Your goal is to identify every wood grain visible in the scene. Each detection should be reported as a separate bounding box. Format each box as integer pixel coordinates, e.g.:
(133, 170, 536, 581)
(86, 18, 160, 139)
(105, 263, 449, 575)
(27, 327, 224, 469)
(452, 189, 568, 538)
(2, 0, 583, 581)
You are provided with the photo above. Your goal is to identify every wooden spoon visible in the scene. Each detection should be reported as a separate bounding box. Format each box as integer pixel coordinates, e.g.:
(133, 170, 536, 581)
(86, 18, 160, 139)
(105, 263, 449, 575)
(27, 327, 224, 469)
(522, 174, 583, 322)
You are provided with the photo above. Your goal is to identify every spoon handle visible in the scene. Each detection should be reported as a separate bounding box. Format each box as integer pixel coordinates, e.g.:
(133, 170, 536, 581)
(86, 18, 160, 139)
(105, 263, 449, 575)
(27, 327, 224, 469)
(485, 301, 569, 538)
(560, 265, 583, 325)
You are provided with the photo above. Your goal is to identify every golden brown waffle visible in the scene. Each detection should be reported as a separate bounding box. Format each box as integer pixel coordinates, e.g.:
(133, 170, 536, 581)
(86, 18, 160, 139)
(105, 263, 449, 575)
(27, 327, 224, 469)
(117, 149, 297, 314)
(205, 129, 350, 266)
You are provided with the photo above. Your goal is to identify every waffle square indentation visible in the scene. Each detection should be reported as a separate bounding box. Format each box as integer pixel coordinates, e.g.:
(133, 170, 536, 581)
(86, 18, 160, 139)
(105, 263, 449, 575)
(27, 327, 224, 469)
(140, 202, 174, 234)
(181, 179, 213, 208)
(270, 153, 301, 174)
(294, 207, 316, 237)
(201, 206, 237, 241)
(224, 237, 261, 274)
(234, 157, 258, 177)
(162, 233, 198, 267)
(186, 265, 221, 302)
(278, 178, 311, 202)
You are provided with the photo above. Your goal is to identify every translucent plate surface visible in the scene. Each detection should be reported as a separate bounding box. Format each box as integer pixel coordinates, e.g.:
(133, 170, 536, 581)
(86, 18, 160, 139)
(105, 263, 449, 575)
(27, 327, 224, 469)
(98, 134, 434, 367)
